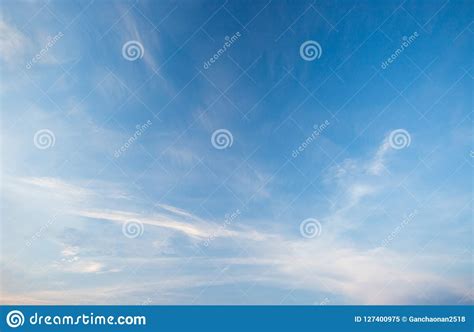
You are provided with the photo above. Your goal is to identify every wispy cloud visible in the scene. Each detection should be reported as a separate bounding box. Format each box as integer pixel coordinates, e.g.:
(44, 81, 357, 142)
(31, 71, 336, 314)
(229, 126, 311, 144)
(0, 20, 29, 64)
(73, 208, 211, 239)
(1, 0, 471, 306)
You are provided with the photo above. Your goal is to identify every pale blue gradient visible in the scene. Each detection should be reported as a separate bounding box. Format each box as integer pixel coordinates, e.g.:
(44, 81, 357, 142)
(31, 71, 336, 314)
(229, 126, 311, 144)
(0, 0, 472, 304)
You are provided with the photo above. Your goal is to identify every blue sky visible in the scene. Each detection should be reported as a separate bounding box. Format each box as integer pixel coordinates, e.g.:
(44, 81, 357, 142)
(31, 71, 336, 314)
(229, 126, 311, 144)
(0, 0, 472, 304)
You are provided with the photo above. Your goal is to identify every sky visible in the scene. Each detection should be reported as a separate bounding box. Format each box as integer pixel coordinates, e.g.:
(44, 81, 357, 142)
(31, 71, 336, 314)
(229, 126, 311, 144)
(0, 0, 472, 305)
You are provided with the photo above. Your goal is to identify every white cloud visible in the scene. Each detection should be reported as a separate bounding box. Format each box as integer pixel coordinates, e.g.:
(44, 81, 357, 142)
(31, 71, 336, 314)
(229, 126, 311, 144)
(73, 208, 211, 239)
(368, 136, 391, 175)
(234, 238, 472, 304)
(19, 177, 92, 199)
(155, 203, 200, 220)
(0, 20, 29, 64)
(117, 3, 158, 72)
(1, 132, 471, 304)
